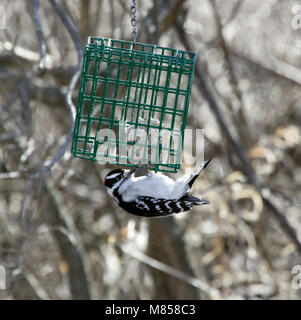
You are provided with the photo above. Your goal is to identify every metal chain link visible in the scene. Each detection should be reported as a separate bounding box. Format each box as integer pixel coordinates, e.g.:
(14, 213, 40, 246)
(131, 0, 138, 43)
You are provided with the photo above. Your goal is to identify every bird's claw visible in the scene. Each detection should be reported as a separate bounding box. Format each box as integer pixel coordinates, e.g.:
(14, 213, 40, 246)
(134, 162, 149, 176)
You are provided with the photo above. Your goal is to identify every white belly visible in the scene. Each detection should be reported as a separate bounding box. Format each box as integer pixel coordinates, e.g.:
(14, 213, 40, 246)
(118, 172, 188, 202)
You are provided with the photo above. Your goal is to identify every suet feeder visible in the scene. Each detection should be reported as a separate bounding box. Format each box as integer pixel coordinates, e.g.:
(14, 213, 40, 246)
(72, 37, 196, 172)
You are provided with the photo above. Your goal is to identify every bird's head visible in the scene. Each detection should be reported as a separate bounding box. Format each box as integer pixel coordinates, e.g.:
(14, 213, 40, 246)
(104, 169, 125, 191)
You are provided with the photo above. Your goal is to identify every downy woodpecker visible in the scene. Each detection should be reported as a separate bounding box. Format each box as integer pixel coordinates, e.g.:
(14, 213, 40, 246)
(104, 160, 211, 217)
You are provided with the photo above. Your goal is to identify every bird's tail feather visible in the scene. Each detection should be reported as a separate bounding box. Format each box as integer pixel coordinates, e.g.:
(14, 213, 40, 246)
(181, 195, 209, 205)
(187, 159, 212, 188)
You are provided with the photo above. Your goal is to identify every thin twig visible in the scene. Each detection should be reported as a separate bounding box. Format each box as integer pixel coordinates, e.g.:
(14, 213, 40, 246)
(224, 0, 246, 26)
(18, 79, 31, 127)
(120, 243, 221, 299)
(109, 0, 116, 38)
(48, 0, 82, 121)
(33, 0, 46, 70)
(160, 0, 186, 34)
(0, 171, 21, 179)
(17, 180, 33, 272)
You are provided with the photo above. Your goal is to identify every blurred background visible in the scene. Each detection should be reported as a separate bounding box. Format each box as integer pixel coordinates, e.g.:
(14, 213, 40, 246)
(0, 0, 301, 300)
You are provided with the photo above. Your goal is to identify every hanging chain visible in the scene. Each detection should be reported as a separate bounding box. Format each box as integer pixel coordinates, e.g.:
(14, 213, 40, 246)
(131, 0, 138, 43)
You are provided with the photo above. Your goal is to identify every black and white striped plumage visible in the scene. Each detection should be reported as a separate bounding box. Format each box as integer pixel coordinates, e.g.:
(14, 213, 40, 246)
(104, 160, 211, 218)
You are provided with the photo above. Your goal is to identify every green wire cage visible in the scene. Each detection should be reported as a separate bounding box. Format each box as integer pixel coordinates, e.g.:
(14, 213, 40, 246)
(71, 37, 196, 173)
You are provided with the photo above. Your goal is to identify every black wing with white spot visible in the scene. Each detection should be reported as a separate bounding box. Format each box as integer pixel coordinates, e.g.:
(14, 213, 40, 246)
(119, 195, 209, 217)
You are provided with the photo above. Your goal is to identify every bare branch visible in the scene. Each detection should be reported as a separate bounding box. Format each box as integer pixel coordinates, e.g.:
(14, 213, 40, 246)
(174, 19, 301, 255)
(42, 182, 91, 299)
(211, 0, 253, 149)
(29, 0, 83, 180)
(175, 20, 257, 185)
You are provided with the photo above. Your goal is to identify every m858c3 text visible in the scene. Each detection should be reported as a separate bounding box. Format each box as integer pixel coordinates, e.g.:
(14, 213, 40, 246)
(149, 304, 196, 315)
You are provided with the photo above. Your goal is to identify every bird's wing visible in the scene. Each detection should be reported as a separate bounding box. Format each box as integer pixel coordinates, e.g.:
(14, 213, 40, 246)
(135, 196, 208, 217)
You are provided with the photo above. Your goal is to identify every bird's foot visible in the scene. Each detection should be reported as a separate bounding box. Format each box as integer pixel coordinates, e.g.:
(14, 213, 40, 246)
(134, 162, 149, 176)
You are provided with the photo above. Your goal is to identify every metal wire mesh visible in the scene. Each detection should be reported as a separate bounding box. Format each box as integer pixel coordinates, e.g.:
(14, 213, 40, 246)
(72, 37, 196, 172)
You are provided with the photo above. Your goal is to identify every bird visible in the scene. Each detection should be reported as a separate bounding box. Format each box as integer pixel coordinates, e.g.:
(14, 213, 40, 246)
(104, 159, 211, 218)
